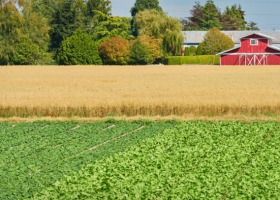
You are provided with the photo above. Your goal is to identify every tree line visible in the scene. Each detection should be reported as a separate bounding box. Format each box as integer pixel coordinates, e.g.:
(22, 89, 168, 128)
(0, 0, 259, 65)
(182, 0, 259, 31)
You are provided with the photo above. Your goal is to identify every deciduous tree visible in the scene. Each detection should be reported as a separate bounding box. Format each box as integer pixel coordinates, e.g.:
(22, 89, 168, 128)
(135, 9, 183, 56)
(129, 35, 161, 65)
(181, 2, 203, 30)
(0, 1, 51, 64)
(201, 27, 234, 55)
(130, 0, 162, 36)
(99, 37, 130, 65)
(137, 35, 162, 61)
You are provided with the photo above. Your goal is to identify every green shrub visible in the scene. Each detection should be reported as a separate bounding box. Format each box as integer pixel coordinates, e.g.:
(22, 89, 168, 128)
(57, 30, 102, 65)
(184, 47, 190, 56)
(163, 55, 220, 65)
(189, 45, 197, 56)
(196, 43, 204, 55)
(129, 40, 152, 65)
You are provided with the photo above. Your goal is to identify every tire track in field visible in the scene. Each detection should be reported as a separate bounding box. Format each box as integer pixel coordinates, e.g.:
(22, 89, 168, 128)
(2, 124, 82, 152)
(69, 125, 80, 131)
(1, 124, 116, 166)
(32, 125, 145, 175)
(52, 124, 116, 148)
(40, 125, 49, 130)
(74, 125, 146, 157)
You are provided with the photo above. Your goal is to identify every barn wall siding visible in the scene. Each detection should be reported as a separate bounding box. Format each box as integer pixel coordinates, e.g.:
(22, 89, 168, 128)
(221, 55, 239, 65)
(219, 34, 280, 65)
(221, 55, 280, 65)
(239, 39, 268, 53)
(268, 55, 280, 65)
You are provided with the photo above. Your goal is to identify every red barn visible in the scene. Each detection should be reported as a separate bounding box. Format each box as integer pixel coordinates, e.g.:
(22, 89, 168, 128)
(218, 33, 280, 65)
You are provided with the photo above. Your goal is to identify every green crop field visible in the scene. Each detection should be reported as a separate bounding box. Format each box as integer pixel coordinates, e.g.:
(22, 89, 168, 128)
(0, 120, 176, 199)
(1, 121, 280, 199)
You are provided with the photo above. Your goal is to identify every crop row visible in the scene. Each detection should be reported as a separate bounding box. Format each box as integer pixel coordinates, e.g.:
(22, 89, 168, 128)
(0, 120, 176, 199)
(32, 121, 280, 199)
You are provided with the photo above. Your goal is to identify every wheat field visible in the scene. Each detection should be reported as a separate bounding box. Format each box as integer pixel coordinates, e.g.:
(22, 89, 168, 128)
(1, 65, 280, 119)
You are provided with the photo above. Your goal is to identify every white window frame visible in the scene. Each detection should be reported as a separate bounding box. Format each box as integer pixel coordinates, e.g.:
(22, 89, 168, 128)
(250, 39, 258, 46)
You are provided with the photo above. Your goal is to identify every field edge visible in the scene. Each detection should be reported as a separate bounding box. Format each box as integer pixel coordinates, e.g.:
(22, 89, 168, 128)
(1, 114, 280, 122)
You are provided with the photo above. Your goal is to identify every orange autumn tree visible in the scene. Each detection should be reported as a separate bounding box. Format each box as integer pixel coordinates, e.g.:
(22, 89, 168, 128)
(99, 37, 130, 65)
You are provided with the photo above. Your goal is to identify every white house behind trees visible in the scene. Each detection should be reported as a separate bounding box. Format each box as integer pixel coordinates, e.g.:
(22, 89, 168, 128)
(182, 31, 280, 48)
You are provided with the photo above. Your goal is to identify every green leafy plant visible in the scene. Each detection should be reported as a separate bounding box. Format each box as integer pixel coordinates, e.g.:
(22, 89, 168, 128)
(0, 120, 175, 199)
(33, 121, 280, 199)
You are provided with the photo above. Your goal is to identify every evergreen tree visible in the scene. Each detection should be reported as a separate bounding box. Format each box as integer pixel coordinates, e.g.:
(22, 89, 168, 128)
(86, 0, 111, 18)
(30, 0, 63, 22)
(49, 0, 87, 51)
(90, 14, 132, 43)
(131, 0, 162, 17)
(201, 0, 221, 29)
(221, 5, 246, 30)
(247, 21, 259, 30)
(130, 0, 162, 36)
(184, 1, 258, 31)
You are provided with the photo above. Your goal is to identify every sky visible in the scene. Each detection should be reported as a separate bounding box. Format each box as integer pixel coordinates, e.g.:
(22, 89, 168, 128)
(110, 0, 280, 30)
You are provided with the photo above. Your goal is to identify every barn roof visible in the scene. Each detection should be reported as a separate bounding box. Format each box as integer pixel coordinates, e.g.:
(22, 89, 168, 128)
(216, 46, 240, 55)
(268, 45, 280, 51)
(241, 33, 275, 41)
(182, 31, 280, 45)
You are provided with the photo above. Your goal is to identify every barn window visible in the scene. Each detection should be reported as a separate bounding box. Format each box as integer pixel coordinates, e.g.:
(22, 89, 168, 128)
(250, 39, 258, 46)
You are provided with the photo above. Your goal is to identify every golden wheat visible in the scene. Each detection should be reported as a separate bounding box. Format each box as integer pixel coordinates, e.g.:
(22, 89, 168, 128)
(1, 65, 280, 118)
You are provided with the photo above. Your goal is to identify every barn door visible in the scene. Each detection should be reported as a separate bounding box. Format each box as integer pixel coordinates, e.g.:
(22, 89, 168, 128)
(244, 55, 267, 65)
